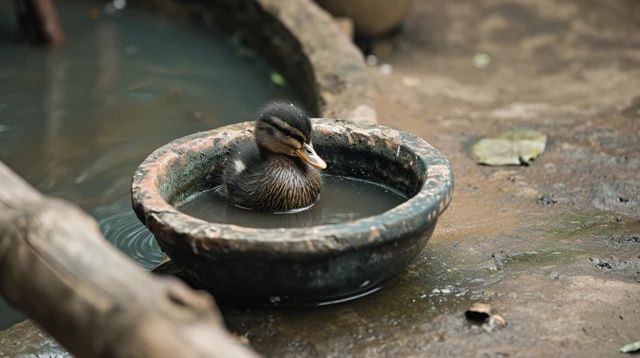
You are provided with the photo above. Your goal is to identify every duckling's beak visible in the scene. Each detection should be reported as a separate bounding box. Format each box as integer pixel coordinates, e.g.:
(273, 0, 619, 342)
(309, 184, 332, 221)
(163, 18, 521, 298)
(295, 142, 327, 169)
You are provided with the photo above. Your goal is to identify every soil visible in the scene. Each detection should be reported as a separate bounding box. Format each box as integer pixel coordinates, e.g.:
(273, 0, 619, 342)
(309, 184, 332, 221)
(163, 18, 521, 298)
(221, 0, 640, 356)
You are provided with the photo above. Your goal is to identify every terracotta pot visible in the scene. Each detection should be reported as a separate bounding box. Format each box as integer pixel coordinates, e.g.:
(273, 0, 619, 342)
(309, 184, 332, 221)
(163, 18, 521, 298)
(132, 118, 453, 306)
(315, 0, 413, 37)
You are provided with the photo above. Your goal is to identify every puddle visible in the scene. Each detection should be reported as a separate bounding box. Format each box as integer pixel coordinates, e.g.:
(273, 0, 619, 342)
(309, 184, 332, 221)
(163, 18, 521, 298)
(221, 244, 500, 356)
(0, 0, 296, 328)
(220, 210, 639, 356)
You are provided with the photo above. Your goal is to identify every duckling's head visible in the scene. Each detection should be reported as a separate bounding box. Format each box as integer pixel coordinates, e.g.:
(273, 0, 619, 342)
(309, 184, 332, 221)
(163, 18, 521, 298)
(255, 101, 327, 169)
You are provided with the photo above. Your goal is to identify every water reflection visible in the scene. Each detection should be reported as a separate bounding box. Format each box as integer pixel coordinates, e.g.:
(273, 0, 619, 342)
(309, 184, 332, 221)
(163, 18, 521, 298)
(178, 176, 407, 229)
(93, 198, 163, 270)
(0, 0, 296, 329)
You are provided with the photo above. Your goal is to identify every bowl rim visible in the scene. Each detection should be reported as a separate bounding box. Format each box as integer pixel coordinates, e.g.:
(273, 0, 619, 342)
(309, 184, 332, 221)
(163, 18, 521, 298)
(131, 118, 454, 257)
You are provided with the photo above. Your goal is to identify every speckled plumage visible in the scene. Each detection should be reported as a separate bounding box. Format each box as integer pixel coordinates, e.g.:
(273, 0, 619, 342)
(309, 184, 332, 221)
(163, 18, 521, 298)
(221, 102, 323, 212)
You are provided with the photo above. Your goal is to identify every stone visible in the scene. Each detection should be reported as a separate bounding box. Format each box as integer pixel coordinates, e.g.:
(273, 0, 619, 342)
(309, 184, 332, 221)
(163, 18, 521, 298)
(0, 321, 69, 357)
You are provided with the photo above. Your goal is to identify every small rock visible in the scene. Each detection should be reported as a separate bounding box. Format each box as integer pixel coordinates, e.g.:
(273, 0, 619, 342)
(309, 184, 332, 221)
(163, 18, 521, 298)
(365, 54, 378, 66)
(548, 272, 562, 280)
(379, 63, 393, 75)
(465, 303, 508, 332)
(537, 195, 557, 206)
(465, 302, 492, 323)
(589, 257, 613, 270)
(472, 53, 491, 69)
(595, 259, 613, 269)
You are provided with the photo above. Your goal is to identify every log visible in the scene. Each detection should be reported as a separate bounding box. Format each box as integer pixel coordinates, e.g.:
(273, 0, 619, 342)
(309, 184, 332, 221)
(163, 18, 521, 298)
(0, 162, 257, 358)
(14, 0, 65, 44)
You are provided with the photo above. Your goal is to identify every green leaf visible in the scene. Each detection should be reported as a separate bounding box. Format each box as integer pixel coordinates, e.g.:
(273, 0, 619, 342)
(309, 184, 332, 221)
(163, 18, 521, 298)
(270, 72, 285, 86)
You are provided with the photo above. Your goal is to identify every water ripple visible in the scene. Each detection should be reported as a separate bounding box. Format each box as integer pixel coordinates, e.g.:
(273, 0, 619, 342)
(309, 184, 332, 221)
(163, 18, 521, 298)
(93, 200, 165, 270)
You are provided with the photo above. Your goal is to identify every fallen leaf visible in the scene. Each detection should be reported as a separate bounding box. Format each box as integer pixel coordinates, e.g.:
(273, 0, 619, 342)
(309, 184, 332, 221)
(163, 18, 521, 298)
(270, 72, 285, 86)
(472, 129, 547, 166)
(620, 341, 640, 354)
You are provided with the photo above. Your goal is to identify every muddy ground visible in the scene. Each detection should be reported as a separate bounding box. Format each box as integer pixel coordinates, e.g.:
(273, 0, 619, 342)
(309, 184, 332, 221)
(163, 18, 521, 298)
(222, 1, 640, 356)
(1, 0, 639, 357)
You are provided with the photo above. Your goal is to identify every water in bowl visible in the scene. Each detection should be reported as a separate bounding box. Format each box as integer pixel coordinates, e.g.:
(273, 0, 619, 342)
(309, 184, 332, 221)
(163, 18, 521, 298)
(0, 0, 296, 328)
(177, 175, 407, 229)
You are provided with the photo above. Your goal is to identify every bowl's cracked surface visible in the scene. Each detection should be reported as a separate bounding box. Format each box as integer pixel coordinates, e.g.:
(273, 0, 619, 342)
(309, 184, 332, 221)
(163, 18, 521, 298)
(132, 118, 453, 305)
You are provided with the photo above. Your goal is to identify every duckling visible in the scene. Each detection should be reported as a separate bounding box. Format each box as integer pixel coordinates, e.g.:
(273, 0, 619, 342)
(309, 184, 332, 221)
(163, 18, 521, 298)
(221, 101, 327, 212)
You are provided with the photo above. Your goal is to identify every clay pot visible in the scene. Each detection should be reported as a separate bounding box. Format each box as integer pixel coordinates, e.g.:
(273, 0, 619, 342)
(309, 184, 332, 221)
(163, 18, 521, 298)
(315, 0, 413, 37)
(132, 118, 453, 306)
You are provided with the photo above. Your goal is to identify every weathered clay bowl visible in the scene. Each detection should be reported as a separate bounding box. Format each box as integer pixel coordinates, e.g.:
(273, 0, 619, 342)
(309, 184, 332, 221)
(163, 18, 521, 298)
(132, 119, 453, 306)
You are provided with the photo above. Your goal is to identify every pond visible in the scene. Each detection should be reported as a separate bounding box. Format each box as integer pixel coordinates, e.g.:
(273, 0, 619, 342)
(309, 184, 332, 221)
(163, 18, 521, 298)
(0, 0, 296, 329)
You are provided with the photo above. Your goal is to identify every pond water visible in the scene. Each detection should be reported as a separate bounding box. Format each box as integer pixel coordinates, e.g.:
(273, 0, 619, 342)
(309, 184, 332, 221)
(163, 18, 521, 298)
(178, 175, 407, 228)
(0, 0, 296, 328)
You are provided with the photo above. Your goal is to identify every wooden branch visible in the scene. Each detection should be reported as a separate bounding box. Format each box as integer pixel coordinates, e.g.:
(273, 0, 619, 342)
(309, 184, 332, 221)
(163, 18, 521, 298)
(14, 0, 65, 44)
(0, 162, 257, 358)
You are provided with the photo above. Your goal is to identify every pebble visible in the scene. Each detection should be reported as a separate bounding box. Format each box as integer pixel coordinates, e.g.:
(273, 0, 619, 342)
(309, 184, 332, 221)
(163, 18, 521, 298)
(379, 63, 393, 75)
(473, 53, 491, 69)
(365, 54, 378, 66)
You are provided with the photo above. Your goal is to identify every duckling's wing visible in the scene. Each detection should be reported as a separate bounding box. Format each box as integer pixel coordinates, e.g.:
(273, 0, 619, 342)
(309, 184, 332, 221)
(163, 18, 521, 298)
(221, 140, 266, 206)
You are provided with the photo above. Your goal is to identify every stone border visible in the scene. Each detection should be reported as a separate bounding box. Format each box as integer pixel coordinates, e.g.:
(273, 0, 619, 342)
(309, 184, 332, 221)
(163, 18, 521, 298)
(133, 0, 377, 123)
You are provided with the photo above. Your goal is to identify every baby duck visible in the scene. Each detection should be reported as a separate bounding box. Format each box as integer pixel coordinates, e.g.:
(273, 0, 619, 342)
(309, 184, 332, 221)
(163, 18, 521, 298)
(221, 101, 327, 212)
